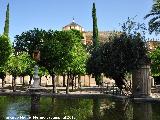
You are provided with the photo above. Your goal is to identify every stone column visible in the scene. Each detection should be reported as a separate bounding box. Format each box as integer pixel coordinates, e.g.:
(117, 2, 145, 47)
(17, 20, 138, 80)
(132, 64, 151, 97)
(32, 65, 40, 88)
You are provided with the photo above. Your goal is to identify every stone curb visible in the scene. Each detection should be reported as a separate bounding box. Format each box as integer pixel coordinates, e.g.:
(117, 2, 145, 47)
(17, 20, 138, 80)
(0, 91, 160, 102)
(0, 91, 127, 99)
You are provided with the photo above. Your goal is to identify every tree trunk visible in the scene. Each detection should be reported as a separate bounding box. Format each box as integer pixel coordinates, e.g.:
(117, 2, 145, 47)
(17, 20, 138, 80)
(78, 75, 81, 88)
(89, 75, 91, 87)
(39, 76, 42, 86)
(84, 75, 86, 87)
(29, 76, 33, 85)
(72, 75, 74, 91)
(2, 77, 5, 88)
(63, 74, 66, 87)
(95, 75, 98, 86)
(66, 73, 69, 94)
(95, 74, 101, 86)
(1, 77, 5, 92)
(12, 77, 13, 89)
(75, 76, 77, 89)
(12, 76, 16, 92)
(22, 76, 25, 85)
(113, 76, 126, 91)
(56, 75, 60, 86)
(52, 75, 56, 93)
(0, 73, 6, 90)
(45, 76, 48, 86)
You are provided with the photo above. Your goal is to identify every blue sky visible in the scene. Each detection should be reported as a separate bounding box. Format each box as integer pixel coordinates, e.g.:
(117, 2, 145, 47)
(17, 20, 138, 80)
(0, 0, 159, 42)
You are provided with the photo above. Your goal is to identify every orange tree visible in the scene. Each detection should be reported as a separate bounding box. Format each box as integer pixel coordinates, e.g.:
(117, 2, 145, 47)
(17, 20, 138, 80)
(14, 29, 87, 93)
(149, 47, 160, 84)
(0, 35, 11, 66)
(39, 30, 87, 93)
(0, 35, 11, 88)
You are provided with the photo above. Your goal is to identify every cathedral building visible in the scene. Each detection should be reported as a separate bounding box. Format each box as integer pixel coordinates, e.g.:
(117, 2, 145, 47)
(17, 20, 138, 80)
(62, 19, 160, 51)
(62, 19, 116, 45)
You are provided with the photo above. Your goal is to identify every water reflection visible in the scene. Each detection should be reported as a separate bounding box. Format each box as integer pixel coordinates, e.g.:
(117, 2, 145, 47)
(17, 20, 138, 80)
(0, 96, 159, 120)
(100, 99, 132, 120)
(133, 103, 152, 120)
(92, 98, 100, 120)
(30, 94, 40, 119)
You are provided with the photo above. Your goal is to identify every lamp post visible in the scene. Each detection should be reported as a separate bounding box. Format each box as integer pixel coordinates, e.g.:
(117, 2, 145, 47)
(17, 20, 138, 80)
(32, 50, 40, 88)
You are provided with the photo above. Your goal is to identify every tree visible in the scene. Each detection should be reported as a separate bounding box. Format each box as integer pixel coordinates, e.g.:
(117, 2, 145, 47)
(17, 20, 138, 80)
(38, 66, 49, 86)
(0, 64, 7, 89)
(63, 32, 88, 93)
(0, 35, 11, 66)
(39, 30, 69, 93)
(7, 54, 21, 92)
(3, 3, 9, 37)
(92, 2, 99, 47)
(14, 29, 58, 92)
(101, 32, 148, 90)
(6, 51, 36, 91)
(86, 46, 102, 85)
(14, 28, 51, 85)
(149, 47, 160, 77)
(144, 0, 160, 34)
(14, 28, 87, 94)
(14, 28, 46, 56)
(14, 28, 50, 89)
(122, 17, 146, 36)
(39, 30, 86, 93)
(0, 35, 11, 88)
(18, 52, 35, 85)
(100, 18, 148, 90)
(91, 2, 101, 85)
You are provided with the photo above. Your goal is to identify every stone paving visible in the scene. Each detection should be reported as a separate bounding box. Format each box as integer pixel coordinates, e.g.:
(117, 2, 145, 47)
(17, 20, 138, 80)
(151, 93, 160, 98)
(0, 86, 160, 102)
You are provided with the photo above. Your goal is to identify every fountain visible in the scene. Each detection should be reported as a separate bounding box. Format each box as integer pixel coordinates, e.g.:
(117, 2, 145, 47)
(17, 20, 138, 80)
(28, 65, 45, 93)
(28, 50, 45, 93)
(28, 50, 45, 115)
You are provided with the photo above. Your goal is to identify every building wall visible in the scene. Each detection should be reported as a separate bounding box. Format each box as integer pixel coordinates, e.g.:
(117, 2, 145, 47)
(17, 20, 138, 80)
(146, 40, 160, 52)
(63, 25, 84, 32)
(0, 75, 114, 87)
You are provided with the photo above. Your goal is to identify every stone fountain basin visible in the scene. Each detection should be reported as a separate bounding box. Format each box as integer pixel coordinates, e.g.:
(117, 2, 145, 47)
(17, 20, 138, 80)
(28, 87, 46, 93)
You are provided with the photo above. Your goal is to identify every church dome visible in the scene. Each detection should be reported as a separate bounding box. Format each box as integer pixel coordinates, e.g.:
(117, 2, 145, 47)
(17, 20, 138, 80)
(62, 19, 84, 32)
